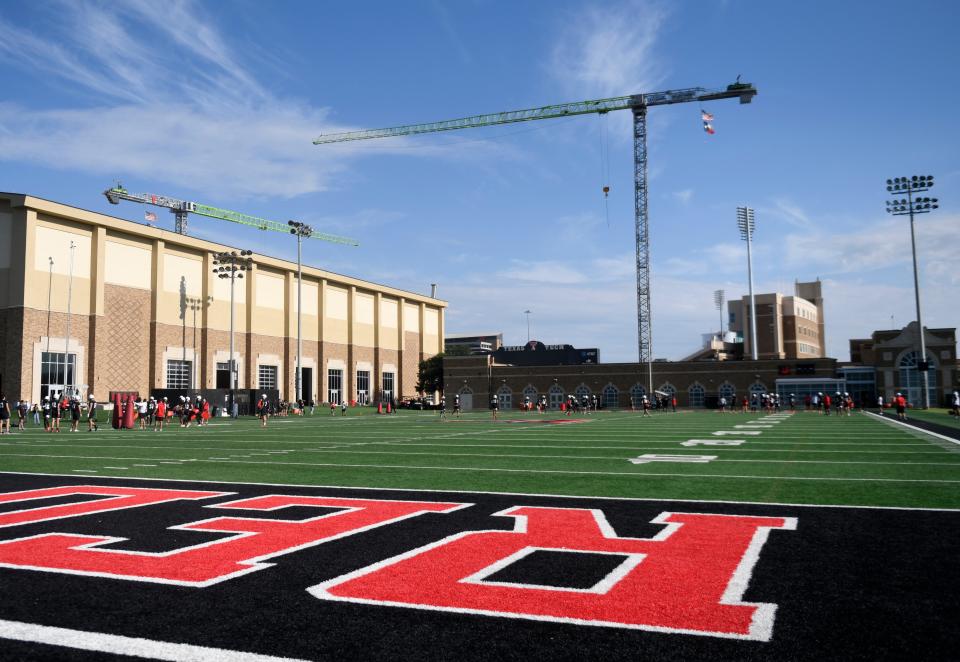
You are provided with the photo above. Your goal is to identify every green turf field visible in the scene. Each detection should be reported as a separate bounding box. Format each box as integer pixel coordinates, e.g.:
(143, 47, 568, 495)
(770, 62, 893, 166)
(1, 408, 958, 508)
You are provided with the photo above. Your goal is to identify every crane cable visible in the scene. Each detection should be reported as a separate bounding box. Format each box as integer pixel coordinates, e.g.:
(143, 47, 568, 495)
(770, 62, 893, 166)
(598, 112, 611, 227)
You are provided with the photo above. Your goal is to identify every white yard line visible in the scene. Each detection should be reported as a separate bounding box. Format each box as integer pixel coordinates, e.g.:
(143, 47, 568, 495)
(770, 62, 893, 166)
(0, 618, 311, 662)
(2, 452, 955, 483)
(4, 470, 957, 512)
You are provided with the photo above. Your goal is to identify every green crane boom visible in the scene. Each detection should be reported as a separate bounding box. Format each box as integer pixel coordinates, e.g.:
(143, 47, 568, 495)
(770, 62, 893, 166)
(103, 185, 359, 246)
(312, 81, 756, 388)
(313, 84, 755, 144)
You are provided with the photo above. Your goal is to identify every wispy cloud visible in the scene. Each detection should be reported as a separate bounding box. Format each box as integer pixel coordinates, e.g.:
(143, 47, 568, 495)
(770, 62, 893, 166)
(548, 0, 667, 98)
(784, 213, 960, 282)
(759, 198, 815, 230)
(672, 188, 694, 205)
(431, 0, 472, 64)
(0, 1, 443, 198)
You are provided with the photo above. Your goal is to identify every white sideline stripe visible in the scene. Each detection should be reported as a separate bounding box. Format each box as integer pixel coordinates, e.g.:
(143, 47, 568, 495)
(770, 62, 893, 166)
(864, 412, 960, 446)
(3, 452, 955, 483)
(3, 470, 957, 512)
(0, 618, 310, 662)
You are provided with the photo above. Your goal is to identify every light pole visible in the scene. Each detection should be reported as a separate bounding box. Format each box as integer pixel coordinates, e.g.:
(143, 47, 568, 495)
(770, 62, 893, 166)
(714, 289, 725, 338)
(213, 250, 253, 417)
(186, 296, 206, 389)
(523, 309, 531, 343)
(886, 175, 939, 408)
(737, 207, 758, 361)
(288, 221, 313, 404)
(45, 257, 53, 398)
(64, 241, 76, 398)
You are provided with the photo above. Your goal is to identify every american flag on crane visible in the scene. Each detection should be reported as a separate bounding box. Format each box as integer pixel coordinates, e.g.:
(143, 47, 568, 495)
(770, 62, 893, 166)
(145, 211, 157, 223)
(702, 110, 715, 135)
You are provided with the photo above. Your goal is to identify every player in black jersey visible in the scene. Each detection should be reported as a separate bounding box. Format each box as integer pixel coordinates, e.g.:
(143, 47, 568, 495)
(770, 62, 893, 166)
(0, 394, 10, 434)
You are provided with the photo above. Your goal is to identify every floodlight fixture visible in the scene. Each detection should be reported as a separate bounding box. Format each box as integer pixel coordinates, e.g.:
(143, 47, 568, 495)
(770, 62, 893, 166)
(287, 220, 315, 402)
(735, 207, 758, 360)
(884, 174, 940, 408)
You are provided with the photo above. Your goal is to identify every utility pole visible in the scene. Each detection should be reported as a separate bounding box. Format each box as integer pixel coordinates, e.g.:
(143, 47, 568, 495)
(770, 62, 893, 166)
(737, 207, 758, 361)
(288, 221, 313, 403)
(524, 310, 531, 343)
(886, 175, 939, 408)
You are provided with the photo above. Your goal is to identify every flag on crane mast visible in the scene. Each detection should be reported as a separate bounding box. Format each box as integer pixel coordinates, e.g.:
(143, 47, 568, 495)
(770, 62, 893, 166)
(144, 211, 157, 223)
(701, 110, 715, 135)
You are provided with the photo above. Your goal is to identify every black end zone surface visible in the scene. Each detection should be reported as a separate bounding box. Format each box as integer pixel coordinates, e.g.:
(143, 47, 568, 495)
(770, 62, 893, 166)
(0, 474, 958, 661)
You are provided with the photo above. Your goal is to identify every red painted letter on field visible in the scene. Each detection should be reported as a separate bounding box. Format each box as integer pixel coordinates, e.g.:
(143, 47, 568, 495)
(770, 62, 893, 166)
(0, 494, 465, 586)
(0, 485, 226, 528)
(311, 507, 796, 640)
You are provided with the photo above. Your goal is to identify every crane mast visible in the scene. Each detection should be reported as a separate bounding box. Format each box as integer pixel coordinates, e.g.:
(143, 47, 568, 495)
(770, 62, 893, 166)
(103, 185, 359, 246)
(314, 82, 755, 387)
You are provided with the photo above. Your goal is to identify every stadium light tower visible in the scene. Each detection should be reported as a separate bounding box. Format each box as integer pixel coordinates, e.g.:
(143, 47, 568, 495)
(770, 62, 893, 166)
(213, 249, 253, 416)
(288, 220, 313, 404)
(886, 175, 939, 408)
(714, 289, 725, 338)
(737, 207, 758, 361)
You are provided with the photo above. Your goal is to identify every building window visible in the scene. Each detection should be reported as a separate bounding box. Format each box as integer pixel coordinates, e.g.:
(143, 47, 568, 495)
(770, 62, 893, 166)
(574, 384, 591, 402)
(259, 365, 278, 391)
(898, 351, 936, 406)
(688, 383, 705, 408)
(357, 370, 370, 405)
(328, 368, 343, 404)
(658, 383, 676, 400)
(216, 361, 231, 389)
(522, 385, 538, 406)
(718, 382, 736, 401)
(749, 381, 767, 400)
(382, 372, 394, 403)
(40, 351, 77, 400)
(497, 384, 512, 410)
(548, 383, 565, 410)
(601, 384, 619, 408)
(166, 359, 192, 390)
(629, 383, 646, 408)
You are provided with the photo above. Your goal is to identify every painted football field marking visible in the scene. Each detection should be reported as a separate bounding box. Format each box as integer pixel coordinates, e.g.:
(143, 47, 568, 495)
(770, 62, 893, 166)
(3, 452, 958, 483)
(0, 617, 310, 662)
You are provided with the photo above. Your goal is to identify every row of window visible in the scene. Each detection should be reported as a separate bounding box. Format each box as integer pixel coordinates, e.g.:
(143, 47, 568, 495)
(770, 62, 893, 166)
(163, 361, 393, 403)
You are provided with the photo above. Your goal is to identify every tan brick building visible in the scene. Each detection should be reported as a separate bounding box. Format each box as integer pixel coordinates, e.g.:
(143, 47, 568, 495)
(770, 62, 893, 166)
(0, 193, 445, 405)
(728, 279, 825, 360)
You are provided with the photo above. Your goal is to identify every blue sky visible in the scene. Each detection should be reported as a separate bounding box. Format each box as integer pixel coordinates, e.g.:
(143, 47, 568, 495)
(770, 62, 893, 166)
(1, 0, 957, 362)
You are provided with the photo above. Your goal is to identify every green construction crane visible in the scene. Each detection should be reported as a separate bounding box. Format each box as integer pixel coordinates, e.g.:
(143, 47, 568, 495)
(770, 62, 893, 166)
(103, 184, 359, 246)
(313, 82, 756, 390)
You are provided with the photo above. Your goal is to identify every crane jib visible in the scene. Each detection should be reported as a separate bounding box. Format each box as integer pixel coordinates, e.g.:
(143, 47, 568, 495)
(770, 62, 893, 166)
(311, 85, 755, 144)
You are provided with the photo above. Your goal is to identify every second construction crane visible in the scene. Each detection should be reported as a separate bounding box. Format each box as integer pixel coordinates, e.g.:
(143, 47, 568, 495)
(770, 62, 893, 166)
(313, 81, 756, 390)
(103, 185, 359, 246)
